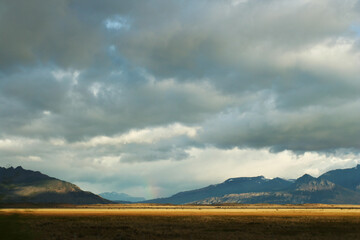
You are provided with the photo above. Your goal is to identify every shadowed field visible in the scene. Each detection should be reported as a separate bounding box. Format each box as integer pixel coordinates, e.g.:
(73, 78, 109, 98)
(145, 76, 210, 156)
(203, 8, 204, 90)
(1, 204, 360, 239)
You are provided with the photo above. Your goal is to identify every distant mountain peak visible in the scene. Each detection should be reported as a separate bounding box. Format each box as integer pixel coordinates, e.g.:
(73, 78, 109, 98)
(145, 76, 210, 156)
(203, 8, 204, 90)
(301, 173, 314, 178)
(295, 174, 315, 184)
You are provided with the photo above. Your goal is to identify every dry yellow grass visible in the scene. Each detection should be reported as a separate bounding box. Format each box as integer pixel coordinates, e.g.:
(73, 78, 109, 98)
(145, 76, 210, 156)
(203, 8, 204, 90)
(2, 204, 360, 239)
(2, 204, 360, 216)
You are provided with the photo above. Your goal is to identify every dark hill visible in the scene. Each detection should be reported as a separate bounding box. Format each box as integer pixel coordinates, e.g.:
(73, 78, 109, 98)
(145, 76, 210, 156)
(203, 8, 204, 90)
(0, 166, 111, 204)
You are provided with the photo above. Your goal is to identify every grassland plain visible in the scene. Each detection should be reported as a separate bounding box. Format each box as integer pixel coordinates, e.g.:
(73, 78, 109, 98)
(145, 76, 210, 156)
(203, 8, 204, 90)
(1, 204, 360, 239)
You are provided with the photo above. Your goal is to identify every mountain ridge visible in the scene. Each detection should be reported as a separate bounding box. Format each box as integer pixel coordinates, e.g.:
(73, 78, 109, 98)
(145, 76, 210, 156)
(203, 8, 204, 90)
(144, 175, 293, 204)
(145, 164, 360, 205)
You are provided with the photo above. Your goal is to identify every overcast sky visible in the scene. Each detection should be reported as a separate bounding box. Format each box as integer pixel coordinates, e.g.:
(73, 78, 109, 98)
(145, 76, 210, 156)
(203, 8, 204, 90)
(1, 0, 360, 199)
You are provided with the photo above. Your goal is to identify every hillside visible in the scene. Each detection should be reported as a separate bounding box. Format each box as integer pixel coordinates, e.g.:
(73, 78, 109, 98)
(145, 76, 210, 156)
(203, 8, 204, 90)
(146, 165, 360, 205)
(0, 166, 111, 204)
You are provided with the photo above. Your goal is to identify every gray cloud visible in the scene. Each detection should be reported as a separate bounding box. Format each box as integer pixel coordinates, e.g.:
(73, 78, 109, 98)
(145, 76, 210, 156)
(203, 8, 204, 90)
(198, 97, 360, 152)
(0, 0, 105, 70)
(0, 65, 231, 140)
(115, 0, 359, 78)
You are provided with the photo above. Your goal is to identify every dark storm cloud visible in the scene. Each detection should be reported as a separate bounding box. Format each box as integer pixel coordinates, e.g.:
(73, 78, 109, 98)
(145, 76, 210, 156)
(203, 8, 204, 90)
(115, 0, 358, 79)
(0, 0, 104, 70)
(1, 0, 360, 151)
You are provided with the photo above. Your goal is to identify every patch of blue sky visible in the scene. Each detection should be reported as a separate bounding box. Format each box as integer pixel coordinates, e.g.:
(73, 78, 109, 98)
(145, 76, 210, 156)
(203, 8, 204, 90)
(350, 24, 360, 36)
(108, 45, 116, 52)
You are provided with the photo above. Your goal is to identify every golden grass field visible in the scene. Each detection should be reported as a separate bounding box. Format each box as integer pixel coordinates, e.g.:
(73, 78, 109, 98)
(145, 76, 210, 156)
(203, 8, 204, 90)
(2, 204, 360, 239)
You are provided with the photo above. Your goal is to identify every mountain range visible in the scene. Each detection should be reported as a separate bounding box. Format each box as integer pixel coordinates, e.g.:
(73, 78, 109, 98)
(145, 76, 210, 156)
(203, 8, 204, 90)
(2, 164, 360, 205)
(0, 166, 111, 204)
(99, 192, 146, 202)
(145, 164, 360, 204)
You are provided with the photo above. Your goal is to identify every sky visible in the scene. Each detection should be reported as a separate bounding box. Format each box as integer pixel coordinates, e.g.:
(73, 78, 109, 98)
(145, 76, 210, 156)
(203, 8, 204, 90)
(1, 0, 360, 199)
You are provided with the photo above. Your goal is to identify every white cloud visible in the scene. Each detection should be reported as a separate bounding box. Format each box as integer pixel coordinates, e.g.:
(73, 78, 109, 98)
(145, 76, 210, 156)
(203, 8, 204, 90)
(104, 15, 130, 31)
(51, 69, 80, 85)
(89, 82, 102, 98)
(78, 123, 200, 147)
(278, 37, 360, 77)
(185, 147, 360, 181)
(0, 137, 39, 150)
(17, 155, 42, 162)
(0, 139, 21, 149)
